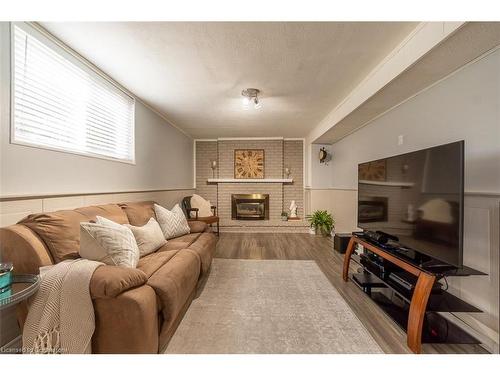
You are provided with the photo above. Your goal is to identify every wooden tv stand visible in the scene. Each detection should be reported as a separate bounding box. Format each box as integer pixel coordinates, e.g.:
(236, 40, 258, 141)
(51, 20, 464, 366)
(342, 235, 484, 354)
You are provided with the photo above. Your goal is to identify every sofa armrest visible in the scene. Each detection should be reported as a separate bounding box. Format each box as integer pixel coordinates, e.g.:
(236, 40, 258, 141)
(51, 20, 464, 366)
(0, 225, 54, 274)
(90, 265, 148, 299)
(92, 284, 159, 353)
(188, 220, 208, 233)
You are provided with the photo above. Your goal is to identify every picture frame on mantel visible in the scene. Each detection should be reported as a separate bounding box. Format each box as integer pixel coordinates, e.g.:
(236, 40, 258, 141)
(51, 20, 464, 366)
(234, 149, 265, 179)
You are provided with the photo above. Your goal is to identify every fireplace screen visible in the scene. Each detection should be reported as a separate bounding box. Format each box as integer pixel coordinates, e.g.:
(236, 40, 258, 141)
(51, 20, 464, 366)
(232, 194, 269, 220)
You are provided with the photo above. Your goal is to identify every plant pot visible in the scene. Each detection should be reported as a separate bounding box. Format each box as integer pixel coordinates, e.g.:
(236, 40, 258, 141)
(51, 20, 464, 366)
(317, 228, 330, 237)
(308, 227, 316, 235)
(313, 227, 333, 237)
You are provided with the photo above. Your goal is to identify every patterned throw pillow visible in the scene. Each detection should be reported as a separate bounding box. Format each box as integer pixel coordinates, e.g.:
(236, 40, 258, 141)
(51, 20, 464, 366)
(154, 204, 191, 239)
(79, 216, 140, 268)
(125, 217, 167, 257)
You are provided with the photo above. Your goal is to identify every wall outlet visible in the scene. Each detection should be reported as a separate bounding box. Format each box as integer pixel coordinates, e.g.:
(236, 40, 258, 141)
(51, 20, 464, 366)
(398, 135, 404, 145)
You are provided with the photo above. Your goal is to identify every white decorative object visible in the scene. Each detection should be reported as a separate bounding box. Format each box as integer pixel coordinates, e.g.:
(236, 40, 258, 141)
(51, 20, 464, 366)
(190, 194, 213, 218)
(289, 200, 298, 218)
(79, 217, 140, 268)
(211, 160, 217, 178)
(284, 167, 291, 178)
(125, 217, 167, 257)
(154, 204, 191, 239)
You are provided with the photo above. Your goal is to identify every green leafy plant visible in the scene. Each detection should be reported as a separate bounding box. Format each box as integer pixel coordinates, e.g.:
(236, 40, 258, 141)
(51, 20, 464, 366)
(306, 210, 335, 236)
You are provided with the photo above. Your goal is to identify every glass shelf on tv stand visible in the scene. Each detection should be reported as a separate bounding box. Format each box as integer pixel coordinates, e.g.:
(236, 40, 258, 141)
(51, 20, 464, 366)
(357, 235, 487, 277)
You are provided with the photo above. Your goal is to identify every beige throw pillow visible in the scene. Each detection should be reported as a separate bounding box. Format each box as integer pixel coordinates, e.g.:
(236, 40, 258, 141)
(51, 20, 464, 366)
(79, 217, 140, 268)
(125, 217, 167, 257)
(154, 203, 190, 239)
(190, 194, 213, 218)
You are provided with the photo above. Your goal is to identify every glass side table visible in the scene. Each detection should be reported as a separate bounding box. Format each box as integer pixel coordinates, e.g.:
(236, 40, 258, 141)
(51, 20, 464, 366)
(0, 274, 40, 353)
(0, 274, 40, 310)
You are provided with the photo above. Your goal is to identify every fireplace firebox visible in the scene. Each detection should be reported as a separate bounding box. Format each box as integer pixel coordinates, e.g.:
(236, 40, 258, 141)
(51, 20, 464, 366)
(232, 194, 269, 220)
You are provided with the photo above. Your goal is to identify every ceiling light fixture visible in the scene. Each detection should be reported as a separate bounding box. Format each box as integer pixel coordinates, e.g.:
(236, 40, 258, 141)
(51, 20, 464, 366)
(241, 88, 262, 110)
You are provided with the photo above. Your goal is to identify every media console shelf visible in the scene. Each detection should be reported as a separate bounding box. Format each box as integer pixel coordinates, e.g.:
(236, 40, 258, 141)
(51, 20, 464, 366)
(342, 235, 484, 354)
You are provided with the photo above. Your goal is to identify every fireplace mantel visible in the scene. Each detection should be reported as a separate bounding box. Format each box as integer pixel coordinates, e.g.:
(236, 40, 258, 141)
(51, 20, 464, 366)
(207, 178, 293, 183)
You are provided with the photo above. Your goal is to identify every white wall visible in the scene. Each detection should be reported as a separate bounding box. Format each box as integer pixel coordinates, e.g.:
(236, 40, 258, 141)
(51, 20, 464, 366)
(310, 144, 334, 189)
(314, 47, 500, 352)
(0, 22, 193, 197)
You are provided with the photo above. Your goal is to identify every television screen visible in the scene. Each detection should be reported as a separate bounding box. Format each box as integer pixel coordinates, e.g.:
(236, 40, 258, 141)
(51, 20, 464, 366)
(357, 141, 464, 267)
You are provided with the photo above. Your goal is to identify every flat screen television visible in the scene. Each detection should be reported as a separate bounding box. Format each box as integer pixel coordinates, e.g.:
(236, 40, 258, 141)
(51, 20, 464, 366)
(357, 141, 464, 267)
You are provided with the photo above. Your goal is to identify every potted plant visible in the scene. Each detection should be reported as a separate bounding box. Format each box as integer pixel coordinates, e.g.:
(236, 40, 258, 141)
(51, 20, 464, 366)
(280, 211, 289, 221)
(306, 210, 335, 236)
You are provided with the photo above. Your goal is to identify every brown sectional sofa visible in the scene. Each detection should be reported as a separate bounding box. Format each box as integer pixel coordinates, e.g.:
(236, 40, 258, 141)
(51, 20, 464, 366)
(0, 201, 217, 353)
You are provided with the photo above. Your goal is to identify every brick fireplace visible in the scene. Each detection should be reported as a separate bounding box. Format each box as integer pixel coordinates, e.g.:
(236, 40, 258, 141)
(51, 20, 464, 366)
(195, 138, 307, 232)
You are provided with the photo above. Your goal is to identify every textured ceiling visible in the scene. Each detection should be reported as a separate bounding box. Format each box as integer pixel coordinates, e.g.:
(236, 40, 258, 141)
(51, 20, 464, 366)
(314, 22, 500, 144)
(41, 22, 417, 138)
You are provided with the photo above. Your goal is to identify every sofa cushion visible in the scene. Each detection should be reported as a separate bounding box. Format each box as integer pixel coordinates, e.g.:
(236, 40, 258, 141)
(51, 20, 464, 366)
(18, 204, 128, 263)
(75, 204, 129, 224)
(90, 265, 148, 299)
(154, 204, 190, 239)
(119, 201, 156, 226)
(187, 221, 208, 233)
(136, 250, 179, 279)
(125, 218, 166, 257)
(186, 232, 217, 275)
(146, 250, 200, 325)
(19, 210, 90, 262)
(159, 233, 202, 251)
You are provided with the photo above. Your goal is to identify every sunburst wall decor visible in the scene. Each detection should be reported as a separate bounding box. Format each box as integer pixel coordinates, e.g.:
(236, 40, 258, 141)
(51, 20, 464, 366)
(234, 149, 265, 179)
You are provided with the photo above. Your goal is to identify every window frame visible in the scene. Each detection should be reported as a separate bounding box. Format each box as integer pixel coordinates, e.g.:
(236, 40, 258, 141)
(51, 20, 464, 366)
(10, 22, 136, 165)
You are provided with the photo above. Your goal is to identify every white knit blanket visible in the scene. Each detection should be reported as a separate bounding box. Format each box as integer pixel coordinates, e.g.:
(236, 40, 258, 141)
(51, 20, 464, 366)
(22, 259, 102, 354)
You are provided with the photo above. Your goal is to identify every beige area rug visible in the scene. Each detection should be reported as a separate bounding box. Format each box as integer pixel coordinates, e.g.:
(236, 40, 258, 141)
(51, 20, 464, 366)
(165, 259, 383, 354)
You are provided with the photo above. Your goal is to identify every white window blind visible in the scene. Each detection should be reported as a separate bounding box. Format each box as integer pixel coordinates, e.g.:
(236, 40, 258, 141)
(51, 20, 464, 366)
(12, 23, 135, 163)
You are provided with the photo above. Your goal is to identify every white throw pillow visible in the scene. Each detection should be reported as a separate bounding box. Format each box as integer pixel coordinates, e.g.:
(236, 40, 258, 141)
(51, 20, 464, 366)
(79, 217, 140, 268)
(190, 194, 213, 218)
(154, 203, 190, 239)
(125, 217, 167, 257)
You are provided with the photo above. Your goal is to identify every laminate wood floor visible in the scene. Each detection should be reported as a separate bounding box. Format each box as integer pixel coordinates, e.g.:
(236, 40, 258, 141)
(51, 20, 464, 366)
(214, 232, 489, 354)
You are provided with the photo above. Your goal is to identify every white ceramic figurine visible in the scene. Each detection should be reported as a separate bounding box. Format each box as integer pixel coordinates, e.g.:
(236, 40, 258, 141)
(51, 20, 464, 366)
(289, 200, 297, 218)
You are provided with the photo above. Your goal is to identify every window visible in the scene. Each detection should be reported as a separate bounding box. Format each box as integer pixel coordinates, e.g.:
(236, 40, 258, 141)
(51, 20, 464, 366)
(11, 23, 135, 163)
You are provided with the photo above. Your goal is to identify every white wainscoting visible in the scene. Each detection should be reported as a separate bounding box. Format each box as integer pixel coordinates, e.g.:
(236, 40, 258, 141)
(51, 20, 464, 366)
(306, 188, 358, 234)
(0, 189, 195, 227)
(445, 194, 500, 353)
(307, 188, 500, 353)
